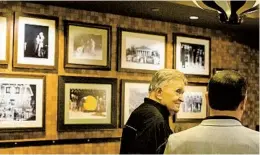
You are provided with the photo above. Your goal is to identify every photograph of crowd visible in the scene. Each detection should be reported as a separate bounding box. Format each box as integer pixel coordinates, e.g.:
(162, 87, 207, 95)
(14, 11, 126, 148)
(180, 43, 205, 70)
(68, 88, 107, 119)
(73, 34, 102, 60)
(24, 24, 49, 58)
(182, 92, 203, 113)
(0, 83, 36, 121)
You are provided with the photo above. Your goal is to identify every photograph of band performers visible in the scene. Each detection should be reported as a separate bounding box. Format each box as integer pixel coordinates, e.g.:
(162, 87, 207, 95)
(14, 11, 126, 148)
(180, 43, 205, 70)
(0, 83, 36, 121)
(182, 92, 203, 113)
(68, 88, 107, 119)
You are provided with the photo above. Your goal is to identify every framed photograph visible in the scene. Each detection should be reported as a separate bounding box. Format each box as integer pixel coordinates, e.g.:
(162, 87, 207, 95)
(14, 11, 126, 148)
(118, 28, 166, 73)
(121, 80, 149, 126)
(213, 68, 238, 75)
(0, 12, 12, 65)
(58, 76, 117, 131)
(13, 13, 58, 69)
(175, 82, 208, 122)
(173, 33, 211, 76)
(0, 74, 45, 132)
(64, 21, 111, 70)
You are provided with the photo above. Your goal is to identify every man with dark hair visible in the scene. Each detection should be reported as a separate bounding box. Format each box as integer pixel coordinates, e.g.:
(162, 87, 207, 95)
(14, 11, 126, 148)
(164, 70, 259, 154)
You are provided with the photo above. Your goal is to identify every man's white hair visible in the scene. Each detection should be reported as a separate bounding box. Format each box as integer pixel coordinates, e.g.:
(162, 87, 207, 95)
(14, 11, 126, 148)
(149, 69, 187, 92)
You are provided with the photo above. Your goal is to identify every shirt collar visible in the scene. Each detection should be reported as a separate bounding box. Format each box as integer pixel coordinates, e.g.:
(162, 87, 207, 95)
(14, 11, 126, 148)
(204, 115, 241, 123)
(144, 98, 170, 121)
(201, 115, 242, 126)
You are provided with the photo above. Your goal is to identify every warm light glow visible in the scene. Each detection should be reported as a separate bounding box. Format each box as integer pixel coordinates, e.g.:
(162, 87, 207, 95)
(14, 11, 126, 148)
(151, 8, 160, 12)
(190, 16, 199, 20)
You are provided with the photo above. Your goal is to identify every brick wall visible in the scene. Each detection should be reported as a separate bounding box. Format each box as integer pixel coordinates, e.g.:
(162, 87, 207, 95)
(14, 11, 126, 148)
(0, 1, 258, 154)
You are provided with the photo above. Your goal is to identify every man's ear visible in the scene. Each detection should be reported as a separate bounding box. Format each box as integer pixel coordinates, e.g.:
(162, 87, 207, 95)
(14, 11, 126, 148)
(155, 88, 163, 100)
(240, 95, 247, 111)
(205, 92, 209, 107)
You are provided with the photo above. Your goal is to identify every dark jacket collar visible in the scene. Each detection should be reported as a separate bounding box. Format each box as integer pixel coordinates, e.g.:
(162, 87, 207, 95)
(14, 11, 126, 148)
(144, 98, 170, 121)
(205, 115, 241, 123)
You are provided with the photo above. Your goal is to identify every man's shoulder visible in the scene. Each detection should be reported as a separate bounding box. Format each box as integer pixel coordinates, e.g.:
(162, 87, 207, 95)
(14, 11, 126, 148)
(133, 103, 164, 120)
(168, 125, 201, 141)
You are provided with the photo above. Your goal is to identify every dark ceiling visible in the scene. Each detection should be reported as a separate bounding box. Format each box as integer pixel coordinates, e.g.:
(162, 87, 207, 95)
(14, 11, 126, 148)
(31, 1, 259, 33)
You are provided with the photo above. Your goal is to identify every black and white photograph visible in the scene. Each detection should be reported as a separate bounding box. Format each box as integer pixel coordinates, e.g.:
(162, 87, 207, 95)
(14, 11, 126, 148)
(68, 88, 107, 119)
(121, 80, 149, 125)
(65, 22, 111, 69)
(73, 34, 102, 60)
(118, 29, 166, 73)
(0, 75, 45, 131)
(182, 92, 203, 113)
(175, 83, 208, 122)
(14, 13, 58, 69)
(24, 24, 49, 58)
(180, 43, 205, 70)
(126, 44, 160, 65)
(0, 84, 36, 121)
(174, 34, 210, 76)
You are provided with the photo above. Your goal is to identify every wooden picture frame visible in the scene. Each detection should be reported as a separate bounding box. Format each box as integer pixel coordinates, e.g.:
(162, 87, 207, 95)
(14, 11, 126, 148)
(175, 82, 208, 122)
(121, 79, 149, 126)
(0, 74, 45, 132)
(64, 21, 111, 70)
(57, 76, 117, 131)
(117, 28, 167, 73)
(0, 12, 12, 65)
(173, 33, 211, 77)
(13, 13, 58, 70)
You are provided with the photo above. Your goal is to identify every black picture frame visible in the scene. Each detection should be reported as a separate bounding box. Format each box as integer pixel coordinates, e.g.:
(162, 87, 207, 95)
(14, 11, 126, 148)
(57, 76, 117, 131)
(117, 28, 167, 73)
(64, 20, 112, 70)
(173, 33, 211, 77)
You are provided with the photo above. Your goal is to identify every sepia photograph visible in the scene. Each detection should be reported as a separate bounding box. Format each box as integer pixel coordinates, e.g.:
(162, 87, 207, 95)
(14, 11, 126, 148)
(121, 80, 149, 125)
(65, 22, 111, 69)
(24, 24, 49, 58)
(174, 33, 210, 76)
(0, 75, 45, 132)
(0, 14, 8, 64)
(72, 34, 102, 60)
(175, 83, 208, 122)
(68, 88, 107, 119)
(58, 76, 117, 131)
(118, 28, 166, 73)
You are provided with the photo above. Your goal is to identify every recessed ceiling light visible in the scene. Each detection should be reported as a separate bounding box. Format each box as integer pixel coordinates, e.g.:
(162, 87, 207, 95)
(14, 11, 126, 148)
(190, 16, 199, 20)
(151, 8, 160, 12)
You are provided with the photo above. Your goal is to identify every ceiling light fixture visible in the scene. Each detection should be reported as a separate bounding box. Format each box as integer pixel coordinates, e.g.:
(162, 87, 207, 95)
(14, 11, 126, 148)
(192, 0, 259, 24)
(190, 16, 199, 20)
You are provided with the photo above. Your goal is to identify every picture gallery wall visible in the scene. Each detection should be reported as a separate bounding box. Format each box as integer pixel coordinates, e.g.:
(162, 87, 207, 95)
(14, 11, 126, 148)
(0, 2, 258, 154)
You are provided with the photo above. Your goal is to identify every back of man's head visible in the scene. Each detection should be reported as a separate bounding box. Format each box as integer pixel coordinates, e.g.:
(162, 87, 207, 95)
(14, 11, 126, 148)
(208, 70, 247, 111)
